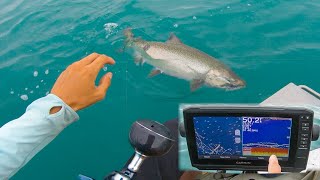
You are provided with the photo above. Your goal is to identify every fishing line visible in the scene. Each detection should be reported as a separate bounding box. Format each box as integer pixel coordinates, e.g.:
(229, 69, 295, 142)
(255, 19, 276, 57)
(103, 11, 197, 100)
(108, 12, 160, 41)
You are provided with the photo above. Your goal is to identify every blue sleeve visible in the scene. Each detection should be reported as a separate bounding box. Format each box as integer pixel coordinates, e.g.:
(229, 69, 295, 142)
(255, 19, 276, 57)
(0, 94, 79, 179)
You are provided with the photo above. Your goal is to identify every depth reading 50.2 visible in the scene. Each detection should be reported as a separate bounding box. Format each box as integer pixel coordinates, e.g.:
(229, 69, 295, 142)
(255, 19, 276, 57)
(242, 117, 262, 124)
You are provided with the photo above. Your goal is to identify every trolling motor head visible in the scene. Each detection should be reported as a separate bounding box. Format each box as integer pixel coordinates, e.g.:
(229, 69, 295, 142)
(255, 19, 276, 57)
(129, 120, 174, 156)
(106, 120, 174, 180)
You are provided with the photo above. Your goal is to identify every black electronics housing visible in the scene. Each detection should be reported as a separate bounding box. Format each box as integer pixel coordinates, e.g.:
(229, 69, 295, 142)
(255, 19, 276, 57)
(183, 106, 314, 172)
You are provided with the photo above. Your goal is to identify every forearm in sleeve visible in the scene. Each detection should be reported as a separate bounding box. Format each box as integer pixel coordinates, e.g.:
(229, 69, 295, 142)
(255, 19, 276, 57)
(0, 94, 79, 179)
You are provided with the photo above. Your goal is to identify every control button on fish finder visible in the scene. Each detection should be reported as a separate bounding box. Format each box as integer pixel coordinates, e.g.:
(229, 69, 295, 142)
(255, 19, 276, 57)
(220, 156, 231, 159)
(299, 145, 307, 149)
(302, 127, 310, 131)
(301, 137, 308, 141)
(306, 116, 310, 120)
(301, 134, 309, 138)
(239, 156, 247, 159)
(302, 123, 309, 127)
(300, 116, 305, 120)
(301, 141, 307, 145)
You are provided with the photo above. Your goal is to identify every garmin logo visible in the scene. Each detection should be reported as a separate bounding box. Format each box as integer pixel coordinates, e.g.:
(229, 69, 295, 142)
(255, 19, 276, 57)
(236, 161, 252, 165)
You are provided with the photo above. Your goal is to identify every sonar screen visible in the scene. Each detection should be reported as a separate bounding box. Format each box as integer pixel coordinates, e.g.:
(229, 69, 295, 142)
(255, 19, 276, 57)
(184, 106, 314, 172)
(193, 116, 292, 161)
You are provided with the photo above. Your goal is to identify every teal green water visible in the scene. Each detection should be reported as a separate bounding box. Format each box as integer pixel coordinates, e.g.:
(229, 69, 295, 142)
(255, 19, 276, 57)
(1, 0, 320, 179)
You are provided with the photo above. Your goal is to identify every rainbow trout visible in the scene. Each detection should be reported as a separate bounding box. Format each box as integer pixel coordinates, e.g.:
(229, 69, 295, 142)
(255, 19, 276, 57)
(124, 28, 245, 91)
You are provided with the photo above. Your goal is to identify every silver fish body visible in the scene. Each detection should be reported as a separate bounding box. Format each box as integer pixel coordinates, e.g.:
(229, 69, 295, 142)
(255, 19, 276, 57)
(125, 28, 245, 91)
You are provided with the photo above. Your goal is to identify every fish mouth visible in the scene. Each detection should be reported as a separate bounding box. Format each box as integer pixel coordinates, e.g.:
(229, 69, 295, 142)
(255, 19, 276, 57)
(222, 83, 245, 91)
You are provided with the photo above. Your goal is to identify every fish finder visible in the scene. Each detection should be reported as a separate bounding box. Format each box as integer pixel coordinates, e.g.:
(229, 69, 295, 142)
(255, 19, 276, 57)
(183, 106, 314, 172)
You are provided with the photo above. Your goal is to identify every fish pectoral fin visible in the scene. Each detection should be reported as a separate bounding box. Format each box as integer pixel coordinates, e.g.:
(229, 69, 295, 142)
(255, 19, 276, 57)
(190, 79, 204, 92)
(166, 33, 183, 44)
(148, 68, 162, 78)
(134, 55, 144, 66)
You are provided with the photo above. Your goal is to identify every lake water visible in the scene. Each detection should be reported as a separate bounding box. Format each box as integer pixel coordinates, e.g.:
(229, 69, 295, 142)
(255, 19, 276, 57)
(1, 0, 320, 179)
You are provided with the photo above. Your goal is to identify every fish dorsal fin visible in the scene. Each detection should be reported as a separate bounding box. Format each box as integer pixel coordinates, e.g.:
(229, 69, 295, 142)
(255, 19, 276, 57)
(166, 33, 183, 44)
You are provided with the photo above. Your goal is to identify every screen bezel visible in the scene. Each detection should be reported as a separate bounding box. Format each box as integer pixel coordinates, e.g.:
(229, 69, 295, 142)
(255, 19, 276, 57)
(184, 107, 301, 168)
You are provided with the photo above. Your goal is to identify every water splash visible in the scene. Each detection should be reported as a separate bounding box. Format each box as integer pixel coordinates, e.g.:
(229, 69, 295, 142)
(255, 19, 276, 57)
(104, 22, 119, 39)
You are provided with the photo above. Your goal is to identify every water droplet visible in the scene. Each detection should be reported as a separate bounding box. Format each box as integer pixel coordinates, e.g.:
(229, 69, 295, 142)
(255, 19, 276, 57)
(227, 6, 230, 9)
(173, 23, 179, 28)
(45, 69, 49, 75)
(20, 95, 28, 101)
(247, 3, 251, 6)
(10, 90, 14, 94)
(41, 80, 44, 83)
(33, 71, 38, 77)
(25, 88, 28, 91)
(30, 90, 34, 94)
(103, 66, 108, 71)
(192, 16, 197, 20)
(36, 85, 39, 89)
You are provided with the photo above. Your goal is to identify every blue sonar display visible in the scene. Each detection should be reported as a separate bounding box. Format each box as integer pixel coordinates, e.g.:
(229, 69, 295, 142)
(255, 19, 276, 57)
(193, 116, 292, 160)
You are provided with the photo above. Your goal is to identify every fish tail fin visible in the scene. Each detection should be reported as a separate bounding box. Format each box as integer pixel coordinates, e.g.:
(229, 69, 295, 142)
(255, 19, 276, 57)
(124, 27, 134, 43)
